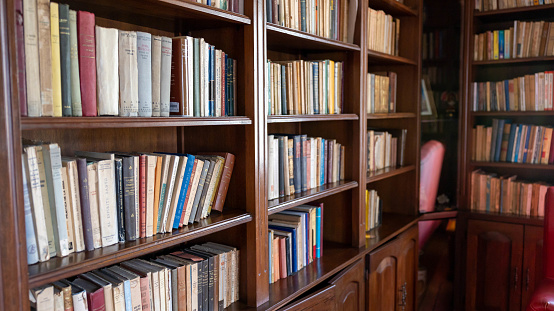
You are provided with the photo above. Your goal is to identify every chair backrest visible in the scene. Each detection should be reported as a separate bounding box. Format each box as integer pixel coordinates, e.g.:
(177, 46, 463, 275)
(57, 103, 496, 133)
(544, 187, 554, 279)
(419, 140, 445, 214)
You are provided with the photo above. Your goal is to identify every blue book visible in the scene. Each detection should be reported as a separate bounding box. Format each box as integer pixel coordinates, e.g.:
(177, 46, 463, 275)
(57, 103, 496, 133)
(300, 0, 307, 32)
(514, 125, 523, 163)
(316, 206, 321, 258)
(506, 124, 517, 162)
(281, 65, 287, 115)
(504, 80, 510, 111)
(173, 154, 196, 229)
(122, 279, 132, 311)
(22, 158, 39, 265)
(268, 225, 298, 273)
(522, 125, 532, 163)
(313, 62, 319, 114)
(494, 119, 505, 162)
(499, 30, 505, 59)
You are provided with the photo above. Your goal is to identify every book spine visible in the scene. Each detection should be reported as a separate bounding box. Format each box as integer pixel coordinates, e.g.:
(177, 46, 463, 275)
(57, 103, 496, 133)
(137, 32, 152, 117)
(301, 135, 308, 192)
(35, 147, 56, 257)
(122, 157, 137, 241)
(77, 11, 97, 116)
(114, 159, 126, 243)
(86, 163, 102, 249)
(211, 153, 234, 212)
(192, 161, 210, 223)
(151, 36, 162, 117)
(60, 166, 75, 254)
(170, 38, 186, 116)
(23, 0, 42, 117)
(69, 10, 82, 116)
(15, 0, 27, 116)
(160, 37, 172, 117)
(193, 38, 200, 116)
(37, 0, 53, 116)
(22, 157, 39, 264)
(293, 136, 301, 193)
(118, 31, 139, 117)
(76, 158, 94, 251)
(59, 4, 72, 116)
(139, 155, 147, 238)
(96, 26, 119, 115)
(68, 161, 85, 252)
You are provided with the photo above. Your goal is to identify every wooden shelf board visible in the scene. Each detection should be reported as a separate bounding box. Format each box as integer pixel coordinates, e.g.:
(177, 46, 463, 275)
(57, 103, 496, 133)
(20, 116, 252, 130)
(157, 0, 251, 24)
(471, 111, 554, 117)
(472, 56, 554, 66)
(368, 0, 418, 16)
(419, 210, 458, 221)
(28, 210, 252, 288)
(473, 4, 554, 18)
(367, 112, 416, 120)
(460, 210, 543, 226)
(470, 161, 554, 170)
(268, 181, 358, 215)
(366, 212, 420, 249)
(367, 165, 416, 183)
(367, 50, 417, 65)
(267, 114, 359, 123)
(266, 23, 360, 51)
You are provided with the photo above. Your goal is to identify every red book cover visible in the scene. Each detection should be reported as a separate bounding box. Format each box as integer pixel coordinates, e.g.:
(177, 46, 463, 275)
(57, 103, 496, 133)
(279, 237, 287, 279)
(179, 159, 197, 227)
(139, 155, 146, 238)
(72, 278, 106, 311)
(77, 11, 97, 116)
(15, 0, 27, 116)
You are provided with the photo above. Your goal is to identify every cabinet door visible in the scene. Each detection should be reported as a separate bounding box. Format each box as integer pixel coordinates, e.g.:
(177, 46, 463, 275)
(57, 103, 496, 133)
(521, 225, 543, 311)
(465, 220, 524, 311)
(368, 236, 401, 311)
(280, 285, 336, 311)
(329, 259, 365, 311)
(397, 226, 418, 311)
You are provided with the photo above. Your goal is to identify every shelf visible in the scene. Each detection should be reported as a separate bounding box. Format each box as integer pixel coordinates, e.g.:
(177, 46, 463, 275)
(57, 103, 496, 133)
(419, 210, 458, 221)
(367, 112, 416, 120)
(368, 0, 418, 16)
(473, 56, 554, 66)
(472, 111, 554, 117)
(266, 23, 360, 52)
(421, 118, 458, 123)
(20, 116, 252, 130)
(268, 181, 358, 215)
(267, 114, 359, 123)
(367, 165, 416, 183)
(473, 4, 554, 19)
(28, 210, 252, 288)
(461, 210, 543, 226)
(368, 50, 417, 65)
(366, 212, 420, 249)
(470, 161, 554, 170)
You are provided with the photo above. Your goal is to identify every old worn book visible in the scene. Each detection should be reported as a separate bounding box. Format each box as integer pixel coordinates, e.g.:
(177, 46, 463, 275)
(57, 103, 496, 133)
(22, 157, 39, 265)
(200, 156, 224, 218)
(59, 4, 72, 116)
(114, 158, 125, 243)
(86, 162, 102, 249)
(118, 31, 139, 117)
(33, 145, 56, 257)
(190, 159, 210, 223)
(193, 38, 201, 116)
(139, 155, 146, 238)
(150, 155, 162, 236)
(49, 2, 62, 117)
(165, 156, 188, 232)
(154, 153, 171, 233)
(72, 278, 106, 311)
(137, 32, 152, 117)
(77, 11, 96, 116)
(30, 285, 54, 311)
(183, 159, 203, 225)
(15, 0, 27, 116)
(91, 270, 125, 311)
(143, 155, 156, 237)
(68, 282, 87, 311)
(62, 158, 85, 252)
(60, 166, 75, 254)
(51, 281, 72, 311)
(118, 262, 152, 311)
(37, 0, 53, 116)
(69, 10, 82, 116)
(160, 155, 180, 232)
(116, 155, 137, 241)
(179, 158, 198, 226)
(23, 0, 42, 116)
(151, 36, 162, 117)
(194, 157, 215, 221)
(80, 272, 114, 311)
(95, 26, 119, 115)
(199, 152, 235, 213)
(108, 266, 142, 311)
(172, 154, 195, 229)
(170, 37, 189, 116)
(160, 36, 172, 117)
(75, 158, 95, 251)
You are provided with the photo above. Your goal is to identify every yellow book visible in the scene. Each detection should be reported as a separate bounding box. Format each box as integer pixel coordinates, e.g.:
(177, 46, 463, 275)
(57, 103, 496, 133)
(365, 189, 369, 231)
(493, 30, 499, 60)
(50, 2, 62, 117)
(329, 60, 335, 114)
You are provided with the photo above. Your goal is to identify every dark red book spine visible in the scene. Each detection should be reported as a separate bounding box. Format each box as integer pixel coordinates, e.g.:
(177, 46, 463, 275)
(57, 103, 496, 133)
(15, 0, 27, 116)
(77, 11, 97, 116)
(139, 155, 146, 238)
(87, 288, 106, 311)
(549, 134, 554, 164)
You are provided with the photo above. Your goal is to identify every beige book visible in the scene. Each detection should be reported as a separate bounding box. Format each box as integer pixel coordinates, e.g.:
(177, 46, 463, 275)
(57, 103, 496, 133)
(165, 156, 187, 232)
(62, 158, 85, 252)
(60, 166, 75, 253)
(34, 145, 56, 257)
(161, 155, 180, 232)
(69, 10, 82, 116)
(37, 0, 53, 116)
(53, 286, 63, 311)
(201, 156, 224, 218)
(30, 285, 54, 311)
(87, 162, 102, 249)
(151, 36, 162, 117)
(23, 0, 42, 116)
(97, 159, 118, 247)
(145, 155, 157, 237)
(109, 266, 143, 311)
(183, 159, 204, 225)
(118, 30, 139, 116)
(50, 2, 62, 117)
(95, 26, 119, 115)
(160, 36, 172, 117)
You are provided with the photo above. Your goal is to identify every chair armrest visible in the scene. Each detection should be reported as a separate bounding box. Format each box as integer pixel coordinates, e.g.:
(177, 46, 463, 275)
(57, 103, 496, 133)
(527, 278, 554, 311)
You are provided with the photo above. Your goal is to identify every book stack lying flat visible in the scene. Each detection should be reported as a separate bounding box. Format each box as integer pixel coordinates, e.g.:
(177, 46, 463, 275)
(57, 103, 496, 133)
(473, 20, 554, 61)
(267, 134, 345, 200)
(472, 71, 554, 112)
(365, 189, 382, 231)
(18, 2, 237, 117)
(367, 8, 400, 56)
(266, 59, 343, 115)
(475, 0, 553, 12)
(29, 242, 240, 311)
(470, 170, 548, 217)
(22, 140, 235, 264)
(367, 129, 407, 172)
(268, 203, 323, 284)
(367, 72, 397, 114)
(472, 119, 554, 164)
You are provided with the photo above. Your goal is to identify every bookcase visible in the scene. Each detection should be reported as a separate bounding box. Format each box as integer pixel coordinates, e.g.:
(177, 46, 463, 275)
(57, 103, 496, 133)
(0, 0, 422, 309)
(458, 1, 551, 310)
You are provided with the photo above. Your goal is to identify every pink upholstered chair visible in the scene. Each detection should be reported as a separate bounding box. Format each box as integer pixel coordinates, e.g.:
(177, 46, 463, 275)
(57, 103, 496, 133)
(419, 140, 445, 249)
(526, 187, 554, 311)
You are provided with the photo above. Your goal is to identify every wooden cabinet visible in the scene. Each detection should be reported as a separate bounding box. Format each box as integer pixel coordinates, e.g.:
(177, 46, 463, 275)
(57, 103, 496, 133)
(367, 225, 418, 311)
(465, 220, 543, 311)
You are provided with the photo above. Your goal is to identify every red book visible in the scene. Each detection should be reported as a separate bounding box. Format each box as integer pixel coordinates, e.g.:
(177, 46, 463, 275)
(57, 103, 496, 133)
(179, 159, 198, 227)
(139, 155, 146, 238)
(15, 0, 27, 116)
(77, 11, 97, 116)
(72, 278, 106, 311)
(279, 237, 287, 279)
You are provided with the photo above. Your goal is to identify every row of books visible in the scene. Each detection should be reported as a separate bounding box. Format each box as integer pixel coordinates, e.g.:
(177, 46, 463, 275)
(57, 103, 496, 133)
(367, 129, 407, 172)
(365, 189, 382, 231)
(19, 1, 237, 118)
(367, 8, 400, 56)
(422, 30, 448, 61)
(266, 0, 356, 43)
(267, 135, 345, 200)
(470, 170, 548, 217)
(471, 71, 554, 112)
(29, 243, 239, 311)
(22, 141, 235, 264)
(194, 0, 242, 13)
(268, 204, 323, 284)
(473, 20, 554, 61)
(266, 59, 344, 116)
(475, 0, 553, 12)
(472, 119, 554, 164)
(367, 72, 397, 114)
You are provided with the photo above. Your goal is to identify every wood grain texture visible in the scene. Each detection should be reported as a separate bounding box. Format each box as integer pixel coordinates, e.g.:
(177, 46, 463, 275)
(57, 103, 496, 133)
(367, 165, 416, 184)
(267, 114, 359, 123)
(521, 225, 543, 310)
(368, 0, 418, 16)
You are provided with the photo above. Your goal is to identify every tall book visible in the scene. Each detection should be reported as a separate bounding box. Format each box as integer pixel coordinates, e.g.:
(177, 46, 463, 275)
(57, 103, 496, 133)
(15, 0, 27, 116)
(34, 145, 56, 257)
(77, 11, 97, 116)
(198, 152, 235, 212)
(137, 32, 152, 117)
(95, 26, 119, 115)
(23, 0, 42, 116)
(62, 158, 85, 252)
(22, 157, 39, 265)
(151, 36, 162, 117)
(170, 37, 190, 116)
(59, 4, 72, 116)
(37, 0, 53, 116)
(76, 158, 94, 251)
(69, 10, 82, 116)
(86, 162, 102, 249)
(118, 31, 139, 117)
(160, 36, 172, 117)
(50, 2, 62, 117)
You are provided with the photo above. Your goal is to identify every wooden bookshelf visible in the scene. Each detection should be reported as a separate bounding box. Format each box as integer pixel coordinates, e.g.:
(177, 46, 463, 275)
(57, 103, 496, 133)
(267, 114, 359, 123)
(368, 0, 418, 16)
(367, 49, 417, 65)
(367, 165, 416, 183)
(473, 3, 554, 19)
(367, 112, 417, 119)
(472, 56, 554, 66)
(471, 111, 554, 117)
(266, 23, 361, 51)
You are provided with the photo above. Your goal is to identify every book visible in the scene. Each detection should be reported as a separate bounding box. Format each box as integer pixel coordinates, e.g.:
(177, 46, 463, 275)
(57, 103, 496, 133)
(72, 278, 105, 311)
(95, 26, 119, 115)
(137, 32, 152, 117)
(37, 0, 53, 116)
(118, 31, 139, 117)
(22, 156, 39, 265)
(23, 0, 42, 116)
(77, 11, 96, 116)
(151, 36, 162, 117)
(86, 162, 102, 249)
(59, 4, 72, 116)
(69, 10, 82, 116)
(30, 285, 54, 311)
(160, 36, 172, 117)
(62, 158, 85, 252)
(15, 0, 27, 116)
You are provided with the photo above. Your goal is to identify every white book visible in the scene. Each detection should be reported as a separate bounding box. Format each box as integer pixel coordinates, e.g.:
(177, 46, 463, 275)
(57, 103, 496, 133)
(96, 26, 119, 115)
(87, 162, 102, 249)
(118, 30, 139, 117)
(62, 158, 85, 252)
(161, 156, 180, 232)
(310, 138, 316, 189)
(42, 143, 70, 257)
(165, 156, 187, 232)
(24, 146, 50, 262)
(22, 157, 39, 265)
(186, 36, 194, 116)
(23, 0, 42, 116)
(200, 38, 207, 116)
(160, 36, 172, 117)
(30, 285, 54, 311)
(156, 154, 171, 233)
(151, 36, 162, 117)
(53, 287, 64, 311)
(71, 285, 88, 311)
(137, 31, 153, 117)
(145, 155, 157, 237)
(34, 146, 57, 257)
(60, 166, 75, 254)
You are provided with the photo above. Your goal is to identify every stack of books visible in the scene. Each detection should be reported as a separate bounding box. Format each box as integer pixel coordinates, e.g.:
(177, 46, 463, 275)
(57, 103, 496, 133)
(267, 135, 345, 200)
(475, 0, 553, 12)
(266, 59, 344, 115)
(19, 2, 237, 117)
(268, 203, 323, 284)
(29, 243, 240, 311)
(473, 20, 554, 61)
(367, 129, 407, 172)
(367, 72, 397, 114)
(471, 71, 554, 112)
(367, 8, 400, 56)
(22, 141, 235, 264)
(470, 170, 548, 217)
(366, 189, 382, 231)
(472, 119, 553, 164)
